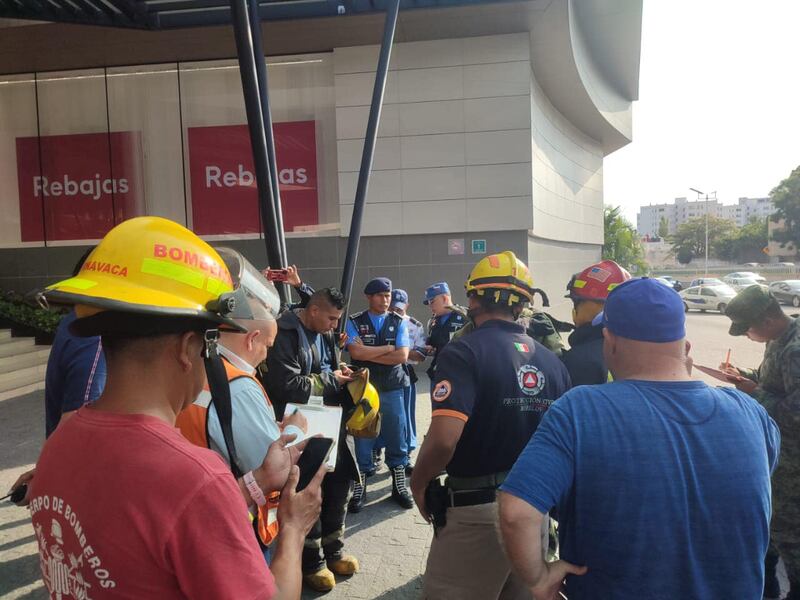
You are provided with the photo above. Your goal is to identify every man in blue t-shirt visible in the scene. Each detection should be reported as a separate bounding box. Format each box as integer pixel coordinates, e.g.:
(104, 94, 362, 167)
(345, 277, 412, 511)
(45, 246, 106, 437)
(499, 277, 781, 600)
(44, 309, 106, 437)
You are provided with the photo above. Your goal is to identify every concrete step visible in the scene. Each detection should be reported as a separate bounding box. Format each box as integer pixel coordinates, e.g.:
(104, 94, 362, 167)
(0, 329, 10, 341)
(0, 380, 45, 402)
(0, 347, 50, 375)
(0, 363, 47, 394)
(0, 338, 35, 358)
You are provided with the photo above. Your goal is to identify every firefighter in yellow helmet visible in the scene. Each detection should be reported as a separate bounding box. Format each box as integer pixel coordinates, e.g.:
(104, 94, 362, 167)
(410, 251, 572, 600)
(450, 264, 569, 357)
(27, 216, 324, 599)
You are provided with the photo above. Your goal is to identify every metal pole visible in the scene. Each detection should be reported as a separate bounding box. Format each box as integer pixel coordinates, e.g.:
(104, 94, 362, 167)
(339, 0, 400, 323)
(704, 193, 709, 276)
(248, 0, 288, 267)
(229, 0, 289, 304)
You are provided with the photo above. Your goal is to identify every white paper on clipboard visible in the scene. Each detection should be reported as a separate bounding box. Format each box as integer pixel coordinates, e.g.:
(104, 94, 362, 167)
(284, 401, 341, 470)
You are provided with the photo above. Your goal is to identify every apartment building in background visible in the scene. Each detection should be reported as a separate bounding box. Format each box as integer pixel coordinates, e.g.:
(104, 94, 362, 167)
(637, 196, 774, 239)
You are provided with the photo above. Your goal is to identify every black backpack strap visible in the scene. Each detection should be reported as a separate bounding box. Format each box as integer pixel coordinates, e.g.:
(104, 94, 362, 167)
(204, 349, 244, 479)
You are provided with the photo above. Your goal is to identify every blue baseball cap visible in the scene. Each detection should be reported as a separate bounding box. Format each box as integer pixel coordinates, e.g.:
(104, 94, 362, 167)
(423, 282, 451, 305)
(391, 289, 409, 309)
(364, 277, 392, 295)
(593, 278, 685, 342)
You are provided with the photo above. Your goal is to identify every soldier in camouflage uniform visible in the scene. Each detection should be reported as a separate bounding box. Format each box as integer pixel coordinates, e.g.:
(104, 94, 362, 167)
(723, 284, 799, 599)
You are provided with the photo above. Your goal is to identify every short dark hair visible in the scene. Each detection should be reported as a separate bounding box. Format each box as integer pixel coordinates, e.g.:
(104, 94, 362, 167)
(308, 287, 346, 311)
(474, 292, 517, 318)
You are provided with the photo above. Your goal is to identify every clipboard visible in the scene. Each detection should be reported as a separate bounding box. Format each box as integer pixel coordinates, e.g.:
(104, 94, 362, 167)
(693, 364, 744, 384)
(284, 401, 341, 471)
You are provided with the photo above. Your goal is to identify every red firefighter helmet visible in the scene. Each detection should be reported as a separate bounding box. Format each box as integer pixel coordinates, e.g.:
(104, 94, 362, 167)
(566, 260, 631, 302)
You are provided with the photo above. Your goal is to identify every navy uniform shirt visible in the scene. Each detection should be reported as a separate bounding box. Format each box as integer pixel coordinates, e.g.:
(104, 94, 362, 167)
(560, 323, 608, 386)
(431, 319, 571, 478)
(426, 309, 467, 378)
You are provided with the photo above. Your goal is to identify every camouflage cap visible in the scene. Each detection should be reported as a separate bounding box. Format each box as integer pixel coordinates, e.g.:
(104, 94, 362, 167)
(724, 284, 778, 336)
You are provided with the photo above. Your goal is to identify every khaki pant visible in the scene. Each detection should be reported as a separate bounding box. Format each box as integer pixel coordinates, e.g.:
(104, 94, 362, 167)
(423, 501, 545, 600)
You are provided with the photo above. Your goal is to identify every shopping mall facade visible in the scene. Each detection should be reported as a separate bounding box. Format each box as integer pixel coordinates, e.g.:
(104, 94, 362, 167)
(0, 0, 641, 310)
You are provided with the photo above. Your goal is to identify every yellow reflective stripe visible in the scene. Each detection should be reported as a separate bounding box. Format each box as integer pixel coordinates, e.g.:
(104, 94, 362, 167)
(608, 283, 620, 291)
(573, 279, 587, 288)
(205, 277, 228, 295)
(141, 258, 204, 289)
(56, 277, 97, 290)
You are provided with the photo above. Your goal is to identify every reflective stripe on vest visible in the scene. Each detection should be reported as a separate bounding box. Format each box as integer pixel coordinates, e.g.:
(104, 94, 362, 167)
(175, 359, 280, 546)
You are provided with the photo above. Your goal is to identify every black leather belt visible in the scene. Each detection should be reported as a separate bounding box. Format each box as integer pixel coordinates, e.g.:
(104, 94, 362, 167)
(448, 488, 496, 507)
(447, 471, 508, 491)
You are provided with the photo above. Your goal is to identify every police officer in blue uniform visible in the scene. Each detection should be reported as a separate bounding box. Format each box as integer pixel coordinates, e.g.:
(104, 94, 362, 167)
(389, 288, 427, 468)
(423, 282, 467, 381)
(345, 277, 414, 511)
(410, 252, 571, 600)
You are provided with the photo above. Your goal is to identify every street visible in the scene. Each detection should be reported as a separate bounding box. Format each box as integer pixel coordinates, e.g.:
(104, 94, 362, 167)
(0, 304, 795, 599)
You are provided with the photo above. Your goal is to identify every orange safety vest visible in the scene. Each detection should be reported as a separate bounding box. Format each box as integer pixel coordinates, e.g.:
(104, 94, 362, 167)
(176, 359, 280, 546)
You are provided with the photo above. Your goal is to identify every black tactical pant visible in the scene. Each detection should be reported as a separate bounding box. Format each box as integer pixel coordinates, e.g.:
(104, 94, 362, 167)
(302, 470, 352, 573)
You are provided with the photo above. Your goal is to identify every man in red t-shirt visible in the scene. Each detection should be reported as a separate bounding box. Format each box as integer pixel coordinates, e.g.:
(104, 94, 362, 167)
(29, 216, 324, 599)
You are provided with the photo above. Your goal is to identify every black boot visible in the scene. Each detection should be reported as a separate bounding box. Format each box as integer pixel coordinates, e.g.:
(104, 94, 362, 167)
(391, 465, 414, 509)
(348, 476, 366, 513)
(764, 546, 781, 599)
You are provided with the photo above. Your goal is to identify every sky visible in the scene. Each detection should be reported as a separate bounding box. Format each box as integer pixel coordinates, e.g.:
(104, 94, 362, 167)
(604, 0, 800, 224)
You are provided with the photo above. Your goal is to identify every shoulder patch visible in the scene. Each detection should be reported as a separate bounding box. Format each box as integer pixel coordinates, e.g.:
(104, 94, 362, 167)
(432, 380, 452, 402)
(349, 310, 366, 319)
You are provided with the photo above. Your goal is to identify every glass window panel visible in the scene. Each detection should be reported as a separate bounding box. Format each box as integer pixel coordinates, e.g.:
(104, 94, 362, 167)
(0, 73, 43, 248)
(106, 63, 184, 225)
(179, 54, 336, 240)
(34, 68, 113, 244)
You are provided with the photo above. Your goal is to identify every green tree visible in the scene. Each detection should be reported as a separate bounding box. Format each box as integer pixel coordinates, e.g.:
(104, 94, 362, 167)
(658, 216, 669, 239)
(675, 246, 694, 265)
(716, 219, 767, 263)
(603, 206, 648, 273)
(668, 216, 737, 263)
(770, 165, 800, 248)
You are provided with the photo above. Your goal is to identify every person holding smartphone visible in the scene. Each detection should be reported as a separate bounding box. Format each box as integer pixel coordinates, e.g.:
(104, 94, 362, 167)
(176, 249, 308, 560)
(265, 287, 361, 593)
(28, 217, 325, 600)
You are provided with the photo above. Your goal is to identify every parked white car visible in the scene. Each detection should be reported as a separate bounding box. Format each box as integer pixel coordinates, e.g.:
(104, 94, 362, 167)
(723, 276, 762, 292)
(724, 271, 766, 283)
(689, 277, 725, 288)
(679, 285, 737, 313)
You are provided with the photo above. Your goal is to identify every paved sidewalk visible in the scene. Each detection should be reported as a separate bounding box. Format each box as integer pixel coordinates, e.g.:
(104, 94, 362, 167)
(1, 325, 789, 599)
(0, 390, 47, 600)
(0, 384, 434, 600)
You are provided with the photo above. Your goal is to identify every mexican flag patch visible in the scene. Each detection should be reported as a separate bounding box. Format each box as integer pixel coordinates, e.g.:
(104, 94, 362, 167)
(514, 342, 530, 353)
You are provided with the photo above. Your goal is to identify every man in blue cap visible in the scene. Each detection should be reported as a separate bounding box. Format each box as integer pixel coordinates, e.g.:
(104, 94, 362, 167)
(389, 288, 426, 470)
(344, 277, 413, 511)
(423, 282, 467, 382)
(498, 277, 781, 600)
